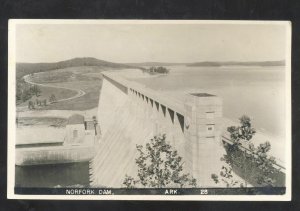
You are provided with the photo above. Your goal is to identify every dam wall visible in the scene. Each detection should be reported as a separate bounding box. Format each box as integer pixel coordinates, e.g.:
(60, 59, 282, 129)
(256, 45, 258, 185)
(90, 72, 224, 187)
(97, 74, 129, 136)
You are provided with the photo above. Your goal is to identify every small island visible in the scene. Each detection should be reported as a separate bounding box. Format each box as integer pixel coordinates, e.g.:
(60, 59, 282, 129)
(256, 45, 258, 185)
(141, 66, 170, 75)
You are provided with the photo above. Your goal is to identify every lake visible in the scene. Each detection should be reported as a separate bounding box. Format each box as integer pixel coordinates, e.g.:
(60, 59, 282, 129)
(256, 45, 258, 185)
(122, 66, 286, 139)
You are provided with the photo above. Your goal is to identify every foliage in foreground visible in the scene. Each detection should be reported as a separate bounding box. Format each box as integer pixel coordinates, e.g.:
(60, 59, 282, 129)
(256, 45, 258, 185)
(212, 115, 280, 187)
(123, 134, 197, 188)
(211, 165, 243, 188)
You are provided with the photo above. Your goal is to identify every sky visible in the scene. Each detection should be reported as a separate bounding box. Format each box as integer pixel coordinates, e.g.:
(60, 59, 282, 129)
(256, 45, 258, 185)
(15, 22, 288, 63)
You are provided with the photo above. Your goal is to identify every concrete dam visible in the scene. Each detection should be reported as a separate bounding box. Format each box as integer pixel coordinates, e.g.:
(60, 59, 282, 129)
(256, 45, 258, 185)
(89, 71, 226, 188)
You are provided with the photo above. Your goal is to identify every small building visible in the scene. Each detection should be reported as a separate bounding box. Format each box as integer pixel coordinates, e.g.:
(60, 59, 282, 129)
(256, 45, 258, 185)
(65, 114, 85, 145)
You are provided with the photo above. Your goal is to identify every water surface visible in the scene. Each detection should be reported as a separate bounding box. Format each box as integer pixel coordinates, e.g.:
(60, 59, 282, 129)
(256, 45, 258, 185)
(15, 162, 90, 188)
(123, 66, 286, 138)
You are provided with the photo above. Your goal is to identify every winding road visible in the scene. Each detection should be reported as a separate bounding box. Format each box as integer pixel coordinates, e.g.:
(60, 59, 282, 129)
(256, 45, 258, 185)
(23, 74, 86, 103)
(17, 73, 97, 131)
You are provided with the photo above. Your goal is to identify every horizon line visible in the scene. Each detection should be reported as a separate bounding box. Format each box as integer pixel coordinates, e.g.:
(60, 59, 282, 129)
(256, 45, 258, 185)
(16, 57, 286, 64)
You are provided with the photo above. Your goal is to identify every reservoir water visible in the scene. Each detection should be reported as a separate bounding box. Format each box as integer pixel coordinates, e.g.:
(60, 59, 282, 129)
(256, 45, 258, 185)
(123, 66, 286, 139)
(15, 162, 90, 188)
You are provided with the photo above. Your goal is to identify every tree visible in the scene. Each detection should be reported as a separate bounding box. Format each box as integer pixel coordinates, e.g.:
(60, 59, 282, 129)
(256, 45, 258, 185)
(213, 115, 279, 187)
(43, 99, 47, 106)
(123, 134, 197, 188)
(248, 141, 278, 187)
(156, 66, 169, 74)
(146, 66, 169, 74)
(227, 115, 256, 144)
(28, 101, 34, 109)
(49, 94, 57, 103)
(36, 98, 40, 106)
(149, 66, 155, 73)
(222, 115, 256, 186)
(16, 83, 22, 101)
(31, 85, 41, 97)
(21, 88, 31, 102)
(211, 165, 244, 188)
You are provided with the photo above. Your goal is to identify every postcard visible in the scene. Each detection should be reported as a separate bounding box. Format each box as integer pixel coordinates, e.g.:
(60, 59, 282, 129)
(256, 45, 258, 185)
(7, 20, 291, 200)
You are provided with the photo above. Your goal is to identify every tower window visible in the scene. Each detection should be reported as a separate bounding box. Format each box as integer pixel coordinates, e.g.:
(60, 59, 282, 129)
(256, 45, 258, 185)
(206, 125, 215, 132)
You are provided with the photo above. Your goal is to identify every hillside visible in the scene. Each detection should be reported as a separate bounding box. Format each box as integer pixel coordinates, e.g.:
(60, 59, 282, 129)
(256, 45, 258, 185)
(16, 57, 138, 79)
(126, 60, 285, 68)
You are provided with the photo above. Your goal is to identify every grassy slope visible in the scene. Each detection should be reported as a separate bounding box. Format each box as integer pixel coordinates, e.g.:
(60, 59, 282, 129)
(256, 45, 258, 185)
(16, 58, 134, 110)
(17, 86, 78, 107)
(40, 81, 102, 110)
(28, 66, 104, 110)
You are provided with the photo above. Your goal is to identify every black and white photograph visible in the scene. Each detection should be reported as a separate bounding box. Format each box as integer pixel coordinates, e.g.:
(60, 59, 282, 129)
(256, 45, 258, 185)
(7, 20, 291, 200)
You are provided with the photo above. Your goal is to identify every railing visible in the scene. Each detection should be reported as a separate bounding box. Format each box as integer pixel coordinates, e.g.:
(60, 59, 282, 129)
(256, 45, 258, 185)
(221, 134, 285, 172)
(102, 72, 186, 115)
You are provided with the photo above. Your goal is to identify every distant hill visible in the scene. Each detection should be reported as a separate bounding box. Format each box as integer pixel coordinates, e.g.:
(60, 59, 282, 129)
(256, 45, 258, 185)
(187, 60, 285, 67)
(16, 58, 286, 80)
(126, 60, 286, 68)
(125, 62, 187, 67)
(16, 57, 138, 80)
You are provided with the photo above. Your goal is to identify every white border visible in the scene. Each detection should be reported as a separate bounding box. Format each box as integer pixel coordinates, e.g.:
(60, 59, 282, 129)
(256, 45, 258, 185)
(7, 19, 292, 201)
